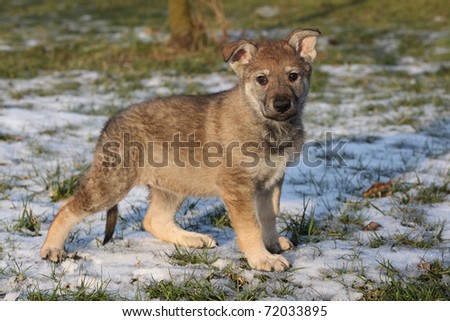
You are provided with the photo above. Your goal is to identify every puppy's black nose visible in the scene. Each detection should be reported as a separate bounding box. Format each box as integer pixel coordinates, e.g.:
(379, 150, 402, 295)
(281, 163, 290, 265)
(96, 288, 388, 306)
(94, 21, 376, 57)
(273, 96, 292, 113)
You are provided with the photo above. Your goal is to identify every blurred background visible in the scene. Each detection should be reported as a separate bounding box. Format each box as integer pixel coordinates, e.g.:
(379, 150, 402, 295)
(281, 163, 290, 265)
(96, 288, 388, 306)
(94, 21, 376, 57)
(1, 0, 448, 78)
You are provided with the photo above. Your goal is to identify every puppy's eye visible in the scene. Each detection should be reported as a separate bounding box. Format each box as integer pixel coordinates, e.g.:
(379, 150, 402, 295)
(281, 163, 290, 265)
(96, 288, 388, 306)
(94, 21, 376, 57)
(256, 75, 268, 85)
(288, 72, 299, 82)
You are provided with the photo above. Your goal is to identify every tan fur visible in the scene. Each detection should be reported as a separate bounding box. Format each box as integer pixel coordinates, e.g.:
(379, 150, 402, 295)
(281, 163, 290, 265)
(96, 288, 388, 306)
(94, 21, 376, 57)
(41, 28, 321, 271)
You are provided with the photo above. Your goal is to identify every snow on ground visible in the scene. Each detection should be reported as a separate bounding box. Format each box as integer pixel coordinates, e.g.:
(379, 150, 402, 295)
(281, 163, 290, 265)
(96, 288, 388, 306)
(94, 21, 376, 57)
(0, 57, 449, 300)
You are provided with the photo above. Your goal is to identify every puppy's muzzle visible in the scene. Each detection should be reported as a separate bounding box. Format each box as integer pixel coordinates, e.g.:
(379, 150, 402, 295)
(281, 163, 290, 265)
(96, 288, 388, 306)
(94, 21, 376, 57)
(273, 95, 292, 113)
(264, 95, 297, 121)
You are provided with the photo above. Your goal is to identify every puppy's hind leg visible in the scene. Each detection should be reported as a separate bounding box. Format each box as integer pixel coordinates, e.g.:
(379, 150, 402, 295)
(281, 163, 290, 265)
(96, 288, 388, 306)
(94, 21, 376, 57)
(41, 168, 134, 262)
(143, 189, 216, 248)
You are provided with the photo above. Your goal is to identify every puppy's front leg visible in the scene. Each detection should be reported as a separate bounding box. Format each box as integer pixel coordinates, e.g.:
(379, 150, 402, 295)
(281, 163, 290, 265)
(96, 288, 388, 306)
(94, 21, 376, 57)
(257, 183, 293, 254)
(219, 176, 291, 271)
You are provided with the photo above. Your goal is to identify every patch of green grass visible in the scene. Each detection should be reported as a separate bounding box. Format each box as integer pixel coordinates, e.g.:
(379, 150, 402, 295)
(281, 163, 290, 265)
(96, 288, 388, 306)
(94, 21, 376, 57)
(141, 266, 297, 301)
(339, 212, 365, 232)
(310, 69, 329, 93)
(49, 173, 81, 201)
(339, 210, 365, 226)
(381, 109, 424, 129)
(399, 207, 427, 227)
(183, 82, 209, 95)
(8, 90, 25, 100)
(0, 132, 22, 142)
(323, 199, 369, 240)
(414, 183, 449, 204)
(165, 246, 218, 267)
(0, 40, 223, 80)
(39, 129, 58, 136)
(62, 123, 81, 132)
(265, 274, 298, 298)
(36, 162, 90, 202)
(0, 0, 168, 29)
(393, 181, 449, 208)
(361, 103, 389, 115)
(226, 0, 449, 32)
(27, 277, 120, 301)
(53, 81, 81, 92)
(83, 104, 124, 117)
(27, 138, 54, 156)
(208, 205, 232, 229)
(360, 260, 450, 301)
(19, 88, 58, 97)
(141, 275, 228, 301)
(9, 85, 82, 99)
(0, 174, 30, 200)
(367, 232, 388, 249)
(13, 200, 41, 237)
(121, 203, 145, 231)
(225, 266, 297, 299)
(281, 205, 319, 246)
(366, 222, 444, 249)
(0, 182, 14, 197)
(392, 228, 443, 249)
(0, 259, 32, 283)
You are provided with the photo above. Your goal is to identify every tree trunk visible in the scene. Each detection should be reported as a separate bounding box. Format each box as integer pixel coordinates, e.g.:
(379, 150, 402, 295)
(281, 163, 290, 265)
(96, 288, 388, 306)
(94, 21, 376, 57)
(168, 0, 194, 49)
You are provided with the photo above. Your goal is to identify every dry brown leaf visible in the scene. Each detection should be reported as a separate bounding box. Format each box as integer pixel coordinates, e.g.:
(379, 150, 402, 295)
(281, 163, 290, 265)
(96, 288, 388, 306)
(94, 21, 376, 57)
(363, 181, 393, 198)
(364, 221, 382, 231)
(418, 261, 431, 271)
(225, 270, 246, 287)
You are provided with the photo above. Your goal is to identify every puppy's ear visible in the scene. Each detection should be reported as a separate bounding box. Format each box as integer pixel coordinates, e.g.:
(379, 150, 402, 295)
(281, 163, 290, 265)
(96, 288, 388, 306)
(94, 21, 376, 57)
(222, 40, 257, 78)
(287, 28, 321, 63)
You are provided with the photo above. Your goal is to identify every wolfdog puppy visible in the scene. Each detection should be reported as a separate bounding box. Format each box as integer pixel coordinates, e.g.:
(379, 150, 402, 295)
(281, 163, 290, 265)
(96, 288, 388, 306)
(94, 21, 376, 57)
(41, 28, 321, 271)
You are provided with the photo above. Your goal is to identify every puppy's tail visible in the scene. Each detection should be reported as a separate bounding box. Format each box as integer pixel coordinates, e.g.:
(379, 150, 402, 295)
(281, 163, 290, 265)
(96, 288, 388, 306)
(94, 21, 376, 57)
(103, 204, 118, 245)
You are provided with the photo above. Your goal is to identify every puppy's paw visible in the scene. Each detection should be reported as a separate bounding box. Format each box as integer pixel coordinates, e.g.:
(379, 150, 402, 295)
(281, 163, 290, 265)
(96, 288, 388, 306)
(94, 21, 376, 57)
(247, 253, 291, 272)
(41, 246, 66, 263)
(176, 232, 217, 249)
(266, 236, 294, 254)
(278, 236, 294, 251)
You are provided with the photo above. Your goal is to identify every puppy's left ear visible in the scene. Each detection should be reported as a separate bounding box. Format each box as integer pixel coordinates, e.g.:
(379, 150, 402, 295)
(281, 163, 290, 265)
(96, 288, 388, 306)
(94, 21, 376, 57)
(288, 28, 321, 63)
(222, 40, 257, 78)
